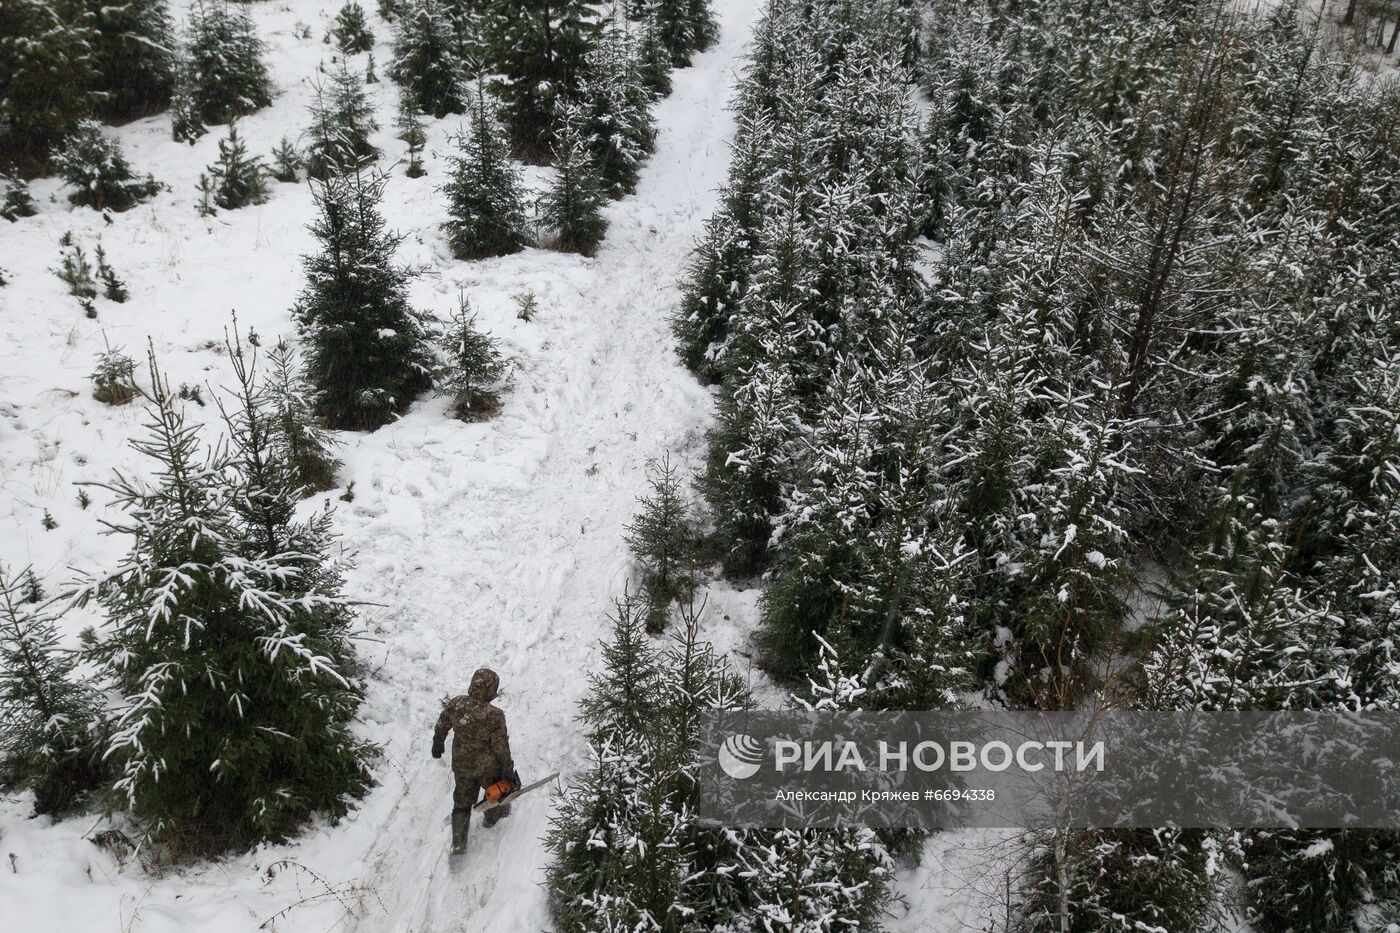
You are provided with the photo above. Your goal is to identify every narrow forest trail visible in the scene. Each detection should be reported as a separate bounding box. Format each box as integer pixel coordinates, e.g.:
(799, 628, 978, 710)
(331, 3, 763, 929)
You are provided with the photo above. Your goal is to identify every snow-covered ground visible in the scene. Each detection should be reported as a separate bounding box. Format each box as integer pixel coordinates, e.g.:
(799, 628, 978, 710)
(0, 1, 1020, 930)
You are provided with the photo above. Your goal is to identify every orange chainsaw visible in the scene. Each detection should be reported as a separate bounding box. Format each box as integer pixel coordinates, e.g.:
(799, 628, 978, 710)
(473, 771, 560, 813)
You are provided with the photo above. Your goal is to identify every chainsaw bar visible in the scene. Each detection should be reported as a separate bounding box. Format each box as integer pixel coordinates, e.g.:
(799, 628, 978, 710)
(472, 772, 560, 812)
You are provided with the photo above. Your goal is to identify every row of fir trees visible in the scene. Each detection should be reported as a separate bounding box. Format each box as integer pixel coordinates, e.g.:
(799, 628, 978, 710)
(659, 0, 1399, 930)
(294, 0, 717, 430)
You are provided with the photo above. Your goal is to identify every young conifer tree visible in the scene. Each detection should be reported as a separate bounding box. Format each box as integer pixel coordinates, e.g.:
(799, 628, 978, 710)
(54, 122, 160, 212)
(295, 170, 435, 431)
(538, 103, 607, 254)
(389, 0, 467, 118)
(441, 85, 531, 259)
(1, 171, 36, 222)
(89, 0, 175, 119)
(0, 567, 106, 816)
(435, 294, 507, 420)
(485, 0, 597, 162)
(623, 454, 695, 633)
(395, 87, 428, 177)
(176, 1, 273, 127)
(0, 0, 99, 168)
(78, 349, 373, 852)
(264, 339, 340, 494)
(305, 62, 380, 180)
(200, 121, 269, 210)
(574, 16, 656, 198)
(332, 1, 374, 54)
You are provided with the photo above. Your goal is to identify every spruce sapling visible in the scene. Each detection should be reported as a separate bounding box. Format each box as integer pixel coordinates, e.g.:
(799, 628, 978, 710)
(0, 171, 36, 222)
(441, 86, 530, 259)
(90, 0, 176, 120)
(538, 104, 607, 255)
(0, 567, 107, 815)
(332, 1, 374, 53)
(0, 0, 100, 167)
(271, 137, 303, 183)
(74, 349, 374, 853)
(57, 242, 98, 299)
(388, 0, 467, 118)
(396, 88, 427, 178)
(200, 121, 270, 211)
(305, 63, 380, 180)
(513, 291, 538, 322)
(623, 454, 696, 632)
(435, 294, 507, 420)
(95, 245, 128, 302)
(177, 1, 274, 126)
(264, 339, 341, 493)
(54, 122, 160, 212)
(294, 170, 435, 430)
(91, 342, 138, 405)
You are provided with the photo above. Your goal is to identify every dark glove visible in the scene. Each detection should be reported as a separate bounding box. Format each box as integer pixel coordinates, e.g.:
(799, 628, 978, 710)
(431, 738, 444, 760)
(507, 768, 521, 789)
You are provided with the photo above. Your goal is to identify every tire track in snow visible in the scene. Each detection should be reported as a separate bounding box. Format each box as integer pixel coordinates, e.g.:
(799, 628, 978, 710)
(338, 3, 763, 930)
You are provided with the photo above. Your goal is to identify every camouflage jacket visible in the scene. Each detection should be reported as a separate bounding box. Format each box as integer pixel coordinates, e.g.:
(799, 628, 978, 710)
(434, 668, 514, 783)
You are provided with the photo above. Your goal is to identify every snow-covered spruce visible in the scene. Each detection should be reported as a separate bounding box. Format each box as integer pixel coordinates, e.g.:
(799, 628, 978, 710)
(388, 0, 467, 119)
(0, 568, 107, 816)
(294, 169, 434, 431)
(435, 294, 507, 421)
(440, 86, 531, 260)
(172, 1, 273, 133)
(74, 349, 374, 854)
(54, 121, 160, 212)
(537, 103, 608, 255)
(304, 61, 380, 181)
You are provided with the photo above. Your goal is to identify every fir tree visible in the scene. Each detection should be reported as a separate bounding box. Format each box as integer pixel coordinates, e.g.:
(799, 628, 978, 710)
(55, 121, 160, 212)
(642, 0, 716, 67)
(304, 63, 380, 180)
(168, 56, 207, 144)
(546, 598, 751, 931)
(1, 170, 37, 222)
(295, 170, 435, 431)
(631, 3, 673, 97)
(77, 350, 373, 853)
(1017, 829, 1224, 933)
(270, 137, 302, 183)
(388, 0, 467, 118)
(0, 567, 107, 816)
(91, 343, 137, 405)
(264, 339, 341, 494)
(332, 1, 374, 54)
(435, 294, 507, 420)
(623, 454, 695, 633)
(176, 1, 274, 128)
(95, 244, 128, 302)
(57, 242, 98, 299)
(538, 104, 607, 254)
(200, 121, 269, 211)
(486, 0, 597, 162)
(574, 15, 656, 198)
(0, 0, 99, 168)
(395, 87, 427, 178)
(441, 86, 531, 259)
(88, 0, 175, 120)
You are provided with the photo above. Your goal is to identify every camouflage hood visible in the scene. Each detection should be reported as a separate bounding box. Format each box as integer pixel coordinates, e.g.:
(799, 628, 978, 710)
(468, 668, 499, 703)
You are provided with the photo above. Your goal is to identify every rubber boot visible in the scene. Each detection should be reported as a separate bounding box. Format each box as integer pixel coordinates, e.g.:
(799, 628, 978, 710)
(450, 808, 470, 854)
(484, 802, 510, 828)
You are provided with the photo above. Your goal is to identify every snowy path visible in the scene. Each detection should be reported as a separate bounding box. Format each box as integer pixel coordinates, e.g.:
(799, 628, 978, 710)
(327, 4, 765, 930)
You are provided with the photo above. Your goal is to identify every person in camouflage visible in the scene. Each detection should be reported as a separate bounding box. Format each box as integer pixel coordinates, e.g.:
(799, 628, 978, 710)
(432, 667, 520, 853)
